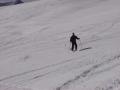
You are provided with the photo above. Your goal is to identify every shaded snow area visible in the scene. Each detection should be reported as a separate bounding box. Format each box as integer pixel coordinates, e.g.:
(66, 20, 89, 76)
(0, 0, 120, 90)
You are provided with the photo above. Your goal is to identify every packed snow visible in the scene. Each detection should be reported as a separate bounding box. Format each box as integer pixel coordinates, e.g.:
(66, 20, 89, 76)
(0, 0, 120, 90)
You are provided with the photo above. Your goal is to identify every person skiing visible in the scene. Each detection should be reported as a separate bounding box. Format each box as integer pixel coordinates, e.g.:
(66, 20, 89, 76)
(70, 33, 80, 51)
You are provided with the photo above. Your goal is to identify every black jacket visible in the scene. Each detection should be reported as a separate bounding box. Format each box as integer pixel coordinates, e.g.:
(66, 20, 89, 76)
(70, 35, 79, 43)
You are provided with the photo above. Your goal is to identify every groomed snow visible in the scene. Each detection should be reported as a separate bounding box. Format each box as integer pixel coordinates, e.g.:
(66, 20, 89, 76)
(0, 0, 120, 90)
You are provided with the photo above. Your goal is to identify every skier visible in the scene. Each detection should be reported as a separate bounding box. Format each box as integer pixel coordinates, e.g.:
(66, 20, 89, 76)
(70, 33, 80, 51)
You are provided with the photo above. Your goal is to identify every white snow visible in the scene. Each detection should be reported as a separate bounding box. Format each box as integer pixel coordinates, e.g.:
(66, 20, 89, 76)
(0, 0, 120, 90)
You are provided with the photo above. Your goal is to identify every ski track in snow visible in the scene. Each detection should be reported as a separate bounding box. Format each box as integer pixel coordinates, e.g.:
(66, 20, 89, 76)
(0, 55, 88, 82)
(56, 54, 120, 90)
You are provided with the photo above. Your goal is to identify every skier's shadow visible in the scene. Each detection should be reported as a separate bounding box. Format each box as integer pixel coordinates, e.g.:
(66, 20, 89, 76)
(79, 47, 92, 51)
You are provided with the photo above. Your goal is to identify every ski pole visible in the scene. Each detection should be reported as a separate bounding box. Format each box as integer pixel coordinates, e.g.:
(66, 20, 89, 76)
(79, 39, 83, 49)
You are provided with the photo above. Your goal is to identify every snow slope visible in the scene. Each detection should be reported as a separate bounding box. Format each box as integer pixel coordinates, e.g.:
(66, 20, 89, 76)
(0, 0, 120, 90)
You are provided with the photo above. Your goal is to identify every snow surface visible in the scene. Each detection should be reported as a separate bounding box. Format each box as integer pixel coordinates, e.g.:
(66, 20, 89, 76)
(0, 0, 120, 90)
(0, 0, 35, 3)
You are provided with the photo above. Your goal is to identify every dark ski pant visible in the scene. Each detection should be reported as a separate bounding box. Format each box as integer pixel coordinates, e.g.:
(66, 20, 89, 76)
(71, 42, 77, 51)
